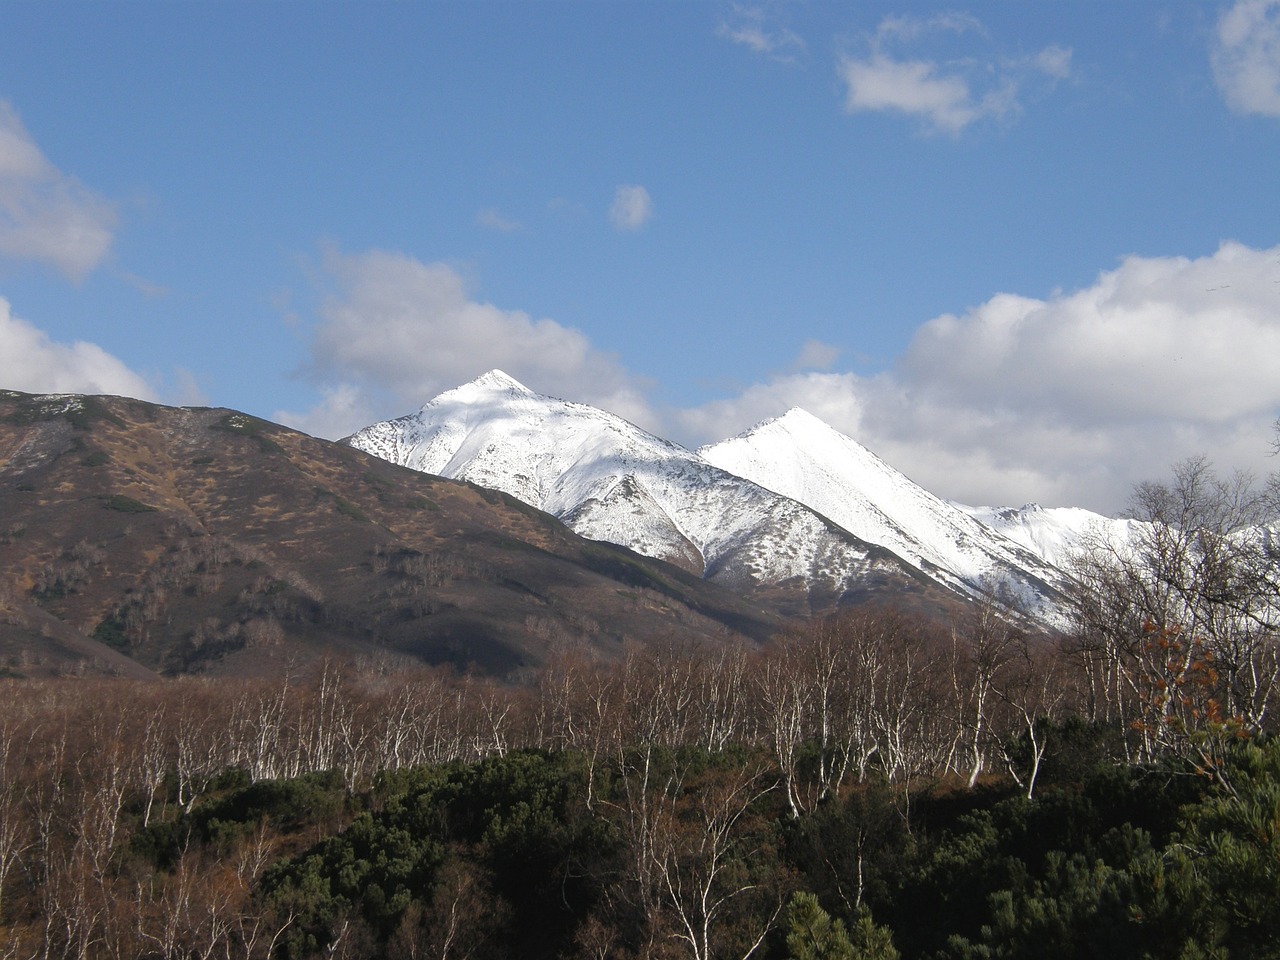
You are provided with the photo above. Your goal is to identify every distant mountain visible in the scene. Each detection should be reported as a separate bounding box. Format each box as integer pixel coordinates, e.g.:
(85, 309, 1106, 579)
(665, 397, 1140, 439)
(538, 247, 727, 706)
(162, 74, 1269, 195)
(0, 389, 784, 678)
(699, 408, 1073, 621)
(956, 502, 1147, 570)
(343, 371, 966, 617)
(345, 372, 1063, 621)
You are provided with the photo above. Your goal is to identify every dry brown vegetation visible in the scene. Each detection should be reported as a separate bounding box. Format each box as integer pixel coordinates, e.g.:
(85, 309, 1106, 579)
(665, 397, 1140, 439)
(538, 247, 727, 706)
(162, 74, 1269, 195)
(0, 599, 1101, 958)
(0, 390, 787, 679)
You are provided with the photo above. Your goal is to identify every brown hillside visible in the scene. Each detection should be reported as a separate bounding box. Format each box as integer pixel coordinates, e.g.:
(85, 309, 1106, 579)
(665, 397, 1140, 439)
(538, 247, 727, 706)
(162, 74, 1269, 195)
(0, 391, 782, 678)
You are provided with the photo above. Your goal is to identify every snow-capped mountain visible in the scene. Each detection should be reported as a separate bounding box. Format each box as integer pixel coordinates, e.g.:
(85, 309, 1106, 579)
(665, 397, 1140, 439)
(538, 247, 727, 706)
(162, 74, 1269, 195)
(346, 371, 1093, 623)
(698, 409, 1072, 619)
(344, 371, 931, 612)
(957, 502, 1147, 571)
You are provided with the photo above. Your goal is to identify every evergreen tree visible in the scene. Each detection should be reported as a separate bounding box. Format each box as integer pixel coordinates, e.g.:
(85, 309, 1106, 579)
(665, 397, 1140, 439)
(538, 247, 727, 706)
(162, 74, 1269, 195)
(848, 905, 900, 960)
(785, 892, 854, 960)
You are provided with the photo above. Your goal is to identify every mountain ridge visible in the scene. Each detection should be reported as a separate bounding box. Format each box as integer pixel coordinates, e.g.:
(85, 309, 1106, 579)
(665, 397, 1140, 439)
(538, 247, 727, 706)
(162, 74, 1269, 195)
(345, 371, 1080, 623)
(697, 406, 1075, 621)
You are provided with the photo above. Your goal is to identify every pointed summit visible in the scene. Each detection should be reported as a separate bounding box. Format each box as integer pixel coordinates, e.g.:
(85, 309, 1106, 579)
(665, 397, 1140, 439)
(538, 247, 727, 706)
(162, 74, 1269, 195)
(469, 369, 530, 392)
(724, 407, 815, 438)
(700, 409, 1072, 621)
(705, 408, 885, 481)
(731, 407, 858, 445)
(776, 406, 826, 425)
(344, 376, 925, 603)
(417, 369, 536, 414)
(771, 407, 859, 438)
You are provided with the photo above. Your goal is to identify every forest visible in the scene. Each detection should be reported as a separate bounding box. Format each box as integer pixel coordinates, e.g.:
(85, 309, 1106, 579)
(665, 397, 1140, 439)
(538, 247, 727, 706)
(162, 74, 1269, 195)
(0, 457, 1278, 959)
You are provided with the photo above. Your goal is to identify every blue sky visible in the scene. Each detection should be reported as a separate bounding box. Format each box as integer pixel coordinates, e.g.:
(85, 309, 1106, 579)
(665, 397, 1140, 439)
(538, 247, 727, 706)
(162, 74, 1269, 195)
(2, 1, 1280, 513)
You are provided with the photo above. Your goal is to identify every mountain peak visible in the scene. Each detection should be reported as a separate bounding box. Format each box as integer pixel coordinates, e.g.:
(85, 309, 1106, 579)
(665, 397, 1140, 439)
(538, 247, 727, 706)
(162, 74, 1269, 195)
(468, 369, 531, 393)
(348, 377, 1075, 626)
(774, 407, 833, 430)
(420, 370, 535, 412)
(736, 406, 848, 445)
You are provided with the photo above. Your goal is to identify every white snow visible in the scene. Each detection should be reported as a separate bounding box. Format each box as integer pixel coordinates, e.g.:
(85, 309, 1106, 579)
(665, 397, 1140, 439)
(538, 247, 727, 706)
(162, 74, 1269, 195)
(345, 371, 899, 596)
(346, 371, 1089, 624)
(699, 408, 1072, 620)
(956, 502, 1146, 570)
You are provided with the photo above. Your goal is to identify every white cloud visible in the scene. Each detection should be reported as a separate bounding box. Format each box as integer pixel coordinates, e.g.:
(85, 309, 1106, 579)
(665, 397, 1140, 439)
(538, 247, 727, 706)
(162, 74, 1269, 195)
(609, 185, 653, 232)
(477, 208, 522, 233)
(718, 6, 805, 62)
(901, 242, 1280, 425)
(1212, 0, 1280, 117)
(791, 339, 841, 372)
(283, 248, 655, 439)
(675, 371, 869, 446)
(286, 242, 1280, 515)
(275, 383, 374, 441)
(840, 54, 992, 134)
(874, 12, 985, 45)
(0, 102, 117, 281)
(675, 242, 1280, 514)
(1035, 45, 1074, 80)
(838, 15, 1069, 134)
(0, 297, 155, 400)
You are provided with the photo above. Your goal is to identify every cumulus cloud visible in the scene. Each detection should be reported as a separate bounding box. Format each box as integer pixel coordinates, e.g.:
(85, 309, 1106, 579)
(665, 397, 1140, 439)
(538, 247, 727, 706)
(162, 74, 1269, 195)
(0, 297, 155, 400)
(609, 185, 653, 232)
(901, 242, 1280, 425)
(840, 55, 1000, 134)
(675, 370, 869, 446)
(717, 5, 805, 62)
(0, 102, 117, 281)
(838, 15, 1070, 134)
(275, 383, 375, 442)
(282, 248, 655, 439)
(1212, 0, 1280, 116)
(284, 242, 1280, 515)
(675, 242, 1280, 514)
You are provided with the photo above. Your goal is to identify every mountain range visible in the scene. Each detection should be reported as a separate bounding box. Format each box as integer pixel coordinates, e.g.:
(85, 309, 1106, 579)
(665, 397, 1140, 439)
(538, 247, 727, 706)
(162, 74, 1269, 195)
(0, 374, 1150, 678)
(345, 371, 1129, 625)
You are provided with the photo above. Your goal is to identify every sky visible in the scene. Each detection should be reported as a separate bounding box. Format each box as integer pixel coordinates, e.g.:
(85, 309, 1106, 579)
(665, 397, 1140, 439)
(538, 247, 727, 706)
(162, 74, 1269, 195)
(2, 1, 1280, 515)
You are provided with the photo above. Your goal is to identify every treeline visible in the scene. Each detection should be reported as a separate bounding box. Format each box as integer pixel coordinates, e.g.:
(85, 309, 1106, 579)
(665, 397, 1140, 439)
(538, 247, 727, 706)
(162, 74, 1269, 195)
(0, 603, 1274, 959)
(0, 454, 1277, 959)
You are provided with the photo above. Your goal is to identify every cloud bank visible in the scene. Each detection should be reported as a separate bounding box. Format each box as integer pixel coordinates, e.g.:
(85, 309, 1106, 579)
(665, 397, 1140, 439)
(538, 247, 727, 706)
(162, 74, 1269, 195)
(284, 243, 1280, 515)
(676, 242, 1280, 514)
(0, 102, 117, 281)
(0, 297, 155, 400)
(1213, 0, 1280, 117)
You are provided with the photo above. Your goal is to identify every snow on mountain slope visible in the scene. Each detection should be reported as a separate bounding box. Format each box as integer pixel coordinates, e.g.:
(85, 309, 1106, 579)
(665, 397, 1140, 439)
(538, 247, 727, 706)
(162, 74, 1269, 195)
(698, 408, 1072, 618)
(957, 503, 1146, 570)
(344, 371, 920, 600)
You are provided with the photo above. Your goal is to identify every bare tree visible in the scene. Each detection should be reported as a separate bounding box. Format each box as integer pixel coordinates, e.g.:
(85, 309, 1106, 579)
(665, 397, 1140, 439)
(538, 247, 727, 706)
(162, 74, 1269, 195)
(1071, 453, 1280, 776)
(949, 589, 1024, 788)
(992, 634, 1068, 799)
(604, 751, 784, 960)
(0, 723, 32, 924)
(650, 760, 784, 960)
